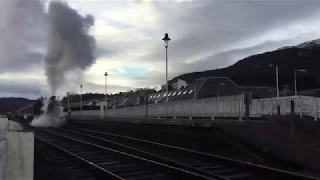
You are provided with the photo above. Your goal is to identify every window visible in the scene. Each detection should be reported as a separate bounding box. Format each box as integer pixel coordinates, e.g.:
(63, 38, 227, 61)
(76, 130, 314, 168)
(183, 91, 187, 94)
(177, 91, 182, 95)
(172, 92, 177, 96)
(150, 95, 153, 98)
(163, 93, 167, 97)
(168, 93, 172, 96)
(189, 90, 193, 94)
(157, 94, 161, 98)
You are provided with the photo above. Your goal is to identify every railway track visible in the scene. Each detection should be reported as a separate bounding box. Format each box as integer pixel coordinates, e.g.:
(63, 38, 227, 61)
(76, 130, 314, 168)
(35, 128, 214, 180)
(35, 138, 98, 180)
(45, 126, 319, 180)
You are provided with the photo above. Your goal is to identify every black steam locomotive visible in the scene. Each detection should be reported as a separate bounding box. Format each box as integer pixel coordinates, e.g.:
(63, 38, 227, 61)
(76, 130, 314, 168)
(33, 96, 60, 117)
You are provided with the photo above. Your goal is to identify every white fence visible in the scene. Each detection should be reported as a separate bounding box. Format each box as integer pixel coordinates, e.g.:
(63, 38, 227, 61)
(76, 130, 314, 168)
(250, 96, 319, 120)
(68, 95, 320, 120)
(69, 95, 245, 119)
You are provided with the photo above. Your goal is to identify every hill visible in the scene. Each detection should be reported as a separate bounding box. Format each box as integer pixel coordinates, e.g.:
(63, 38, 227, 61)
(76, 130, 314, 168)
(0, 97, 36, 114)
(173, 39, 320, 91)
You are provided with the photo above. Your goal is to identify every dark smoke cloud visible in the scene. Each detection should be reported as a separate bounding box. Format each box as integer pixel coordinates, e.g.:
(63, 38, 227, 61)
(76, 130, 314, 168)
(45, 1, 96, 95)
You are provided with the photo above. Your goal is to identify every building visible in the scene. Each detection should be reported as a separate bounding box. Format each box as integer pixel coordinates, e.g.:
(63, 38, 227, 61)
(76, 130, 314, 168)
(161, 78, 187, 91)
(239, 86, 277, 99)
(298, 89, 320, 97)
(149, 77, 242, 103)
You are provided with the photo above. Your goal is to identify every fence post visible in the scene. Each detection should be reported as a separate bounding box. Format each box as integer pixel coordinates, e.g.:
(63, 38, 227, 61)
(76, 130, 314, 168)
(211, 98, 214, 120)
(202, 99, 205, 117)
(244, 92, 250, 120)
(299, 96, 302, 117)
(258, 99, 262, 117)
(145, 93, 148, 119)
(290, 100, 295, 137)
(314, 98, 318, 121)
(100, 103, 103, 118)
(239, 95, 243, 121)
(269, 98, 273, 115)
(189, 100, 194, 120)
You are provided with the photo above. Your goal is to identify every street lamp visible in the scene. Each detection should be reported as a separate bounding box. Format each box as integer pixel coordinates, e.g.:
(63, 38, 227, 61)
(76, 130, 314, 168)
(269, 64, 280, 114)
(162, 33, 171, 103)
(217, 83, 225, 97)
(269, 64, 280, 99)
(294, 69, 306, 96)
(80, 84, 82, 116)
(104, 72, 108, 117)
(194, 84, 196, 100)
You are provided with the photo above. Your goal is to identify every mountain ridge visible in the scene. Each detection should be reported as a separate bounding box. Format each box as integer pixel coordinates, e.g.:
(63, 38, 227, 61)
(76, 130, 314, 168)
(172, 39, 320, 91)
(0, 97, 36, 114)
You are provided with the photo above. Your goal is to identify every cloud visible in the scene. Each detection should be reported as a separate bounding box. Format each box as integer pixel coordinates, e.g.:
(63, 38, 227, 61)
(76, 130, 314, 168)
(82, 81, 134, 94)
(124, 0, 320, 84)
(0, 0, 47, 73)
(142, 1, 320, 63)
(3, 0, 320, 99)
(0, 51, 44, 72)
(77, 0, 320, 93)
(0, 77, 43, 99)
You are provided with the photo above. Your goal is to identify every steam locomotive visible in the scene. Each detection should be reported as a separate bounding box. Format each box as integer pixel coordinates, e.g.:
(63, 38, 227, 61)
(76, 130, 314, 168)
(47, 96, 60, 114)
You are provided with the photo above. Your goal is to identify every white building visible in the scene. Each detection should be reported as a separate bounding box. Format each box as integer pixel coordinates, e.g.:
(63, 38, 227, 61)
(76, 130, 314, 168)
(161, 79, 187, 91)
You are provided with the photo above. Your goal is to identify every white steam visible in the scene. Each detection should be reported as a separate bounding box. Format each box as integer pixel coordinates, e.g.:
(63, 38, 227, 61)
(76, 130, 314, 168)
(30, 98, 66, 127)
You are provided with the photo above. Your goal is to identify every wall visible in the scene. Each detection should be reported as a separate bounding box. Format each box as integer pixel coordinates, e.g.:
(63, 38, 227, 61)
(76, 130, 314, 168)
(0, 118, 7, 180)
(6, 131, 34, 180)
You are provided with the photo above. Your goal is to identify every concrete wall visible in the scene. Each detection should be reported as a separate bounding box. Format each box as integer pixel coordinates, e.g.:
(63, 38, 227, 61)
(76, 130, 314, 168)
(6, 131, 34, 180)
(0, 118, 7, 180)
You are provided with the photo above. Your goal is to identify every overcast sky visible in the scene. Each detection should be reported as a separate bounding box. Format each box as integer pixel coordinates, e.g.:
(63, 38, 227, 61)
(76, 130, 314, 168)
(1, 0, 320, 99)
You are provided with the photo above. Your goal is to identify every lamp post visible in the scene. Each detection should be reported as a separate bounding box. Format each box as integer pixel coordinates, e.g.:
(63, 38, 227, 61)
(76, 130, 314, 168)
(275, 65, 279, 100)
(217, 83, 225, 97)
(80, 84, 82, 116)
(294, 69, 306, 96)
(162, 33, 171, 103)
(104, 72, 108, 117)
(194, 83, 196, 100)
(269, 64, 280, 114)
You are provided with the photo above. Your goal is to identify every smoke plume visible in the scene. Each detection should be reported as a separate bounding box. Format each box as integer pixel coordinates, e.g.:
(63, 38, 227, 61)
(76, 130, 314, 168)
(30, 98, 66, 127)
(44, 1, 96, 95)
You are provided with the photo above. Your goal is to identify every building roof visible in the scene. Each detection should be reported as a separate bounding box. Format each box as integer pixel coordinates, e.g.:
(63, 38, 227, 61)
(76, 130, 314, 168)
(64, 98, 101, 108)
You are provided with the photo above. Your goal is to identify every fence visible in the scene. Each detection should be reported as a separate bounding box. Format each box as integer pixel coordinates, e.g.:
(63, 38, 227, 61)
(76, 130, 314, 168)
(68, 94, 245, 119)
(250, 96, 319, 120)
(67, 95, 320, 120)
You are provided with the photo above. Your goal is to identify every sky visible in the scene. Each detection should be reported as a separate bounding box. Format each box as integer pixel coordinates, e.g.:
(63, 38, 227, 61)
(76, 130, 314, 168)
(1, 0, 320, 99)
